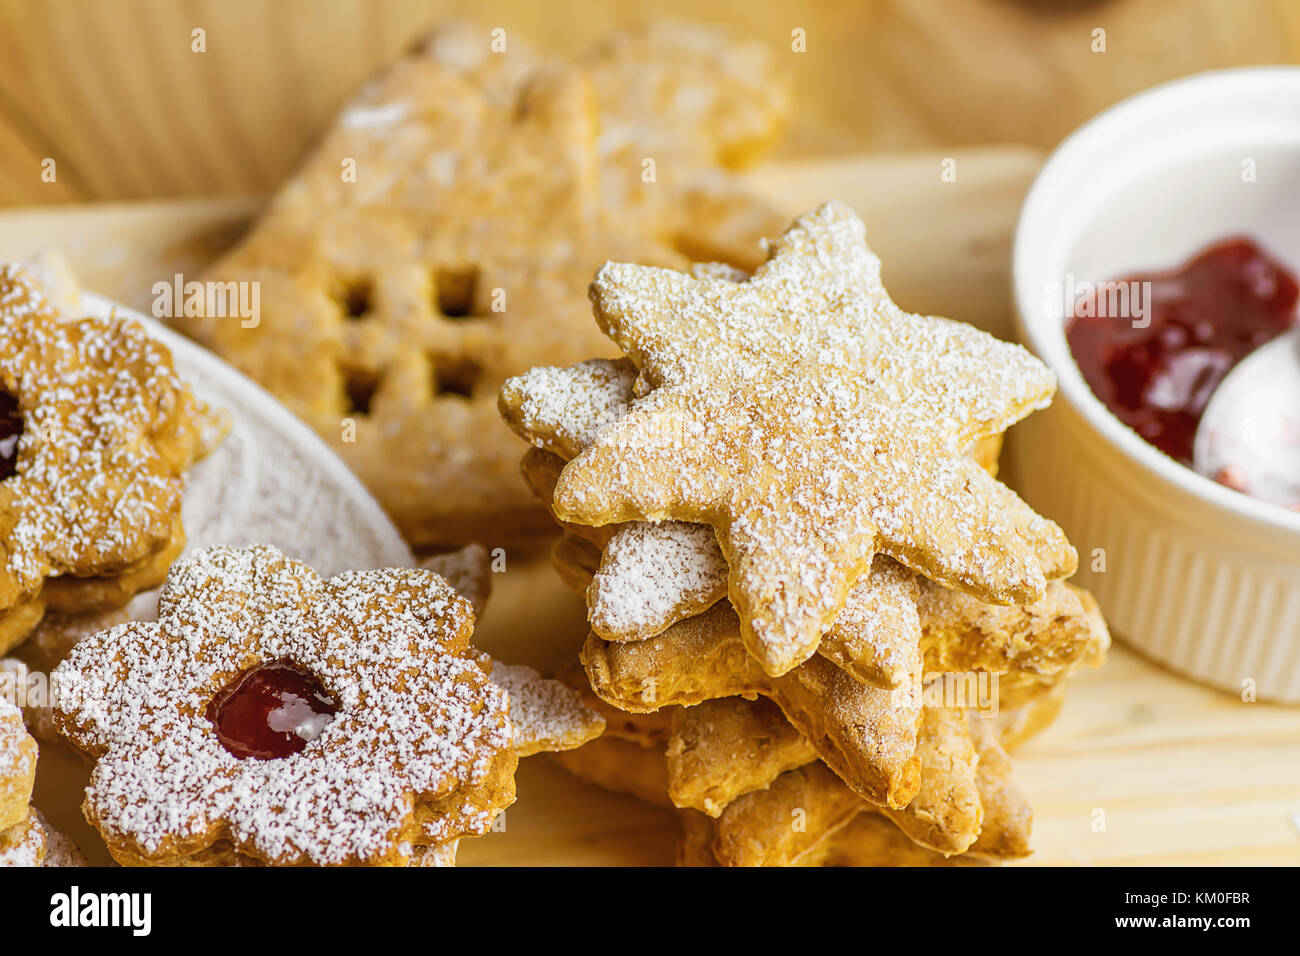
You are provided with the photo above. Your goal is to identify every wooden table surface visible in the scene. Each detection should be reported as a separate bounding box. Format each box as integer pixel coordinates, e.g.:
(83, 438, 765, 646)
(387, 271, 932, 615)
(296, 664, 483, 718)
(3, 0, 1300, 207)
(6, 148, 1300, 866)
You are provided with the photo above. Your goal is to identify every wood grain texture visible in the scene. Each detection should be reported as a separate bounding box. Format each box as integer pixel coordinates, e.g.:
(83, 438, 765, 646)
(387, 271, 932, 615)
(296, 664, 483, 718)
(0, 148, 1043, 340)
(2, 0, 1300, 205)
(6, 148, 1299, 866)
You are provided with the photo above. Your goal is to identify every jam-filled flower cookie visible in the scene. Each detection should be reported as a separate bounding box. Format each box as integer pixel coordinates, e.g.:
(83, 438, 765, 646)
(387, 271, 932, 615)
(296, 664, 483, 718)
(0, 263, 227, 656)
(51, 545, 600, 866)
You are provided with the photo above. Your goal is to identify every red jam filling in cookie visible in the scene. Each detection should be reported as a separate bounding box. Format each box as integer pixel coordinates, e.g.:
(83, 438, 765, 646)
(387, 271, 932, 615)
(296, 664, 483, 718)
(207, 660, 338, 760)
(0, 392, 22, 480)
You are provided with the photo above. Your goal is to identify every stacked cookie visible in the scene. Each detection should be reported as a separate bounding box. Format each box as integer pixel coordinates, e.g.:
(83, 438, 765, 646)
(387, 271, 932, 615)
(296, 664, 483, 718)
(0, 698, 85, 866)
(0, 262, 228, 657)
(499, 202, 1109, 865)
(180, 20, 789, 549)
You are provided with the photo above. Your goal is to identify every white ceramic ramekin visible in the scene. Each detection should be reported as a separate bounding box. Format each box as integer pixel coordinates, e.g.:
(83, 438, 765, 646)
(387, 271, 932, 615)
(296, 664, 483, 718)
(1012, 68, 1300, 703)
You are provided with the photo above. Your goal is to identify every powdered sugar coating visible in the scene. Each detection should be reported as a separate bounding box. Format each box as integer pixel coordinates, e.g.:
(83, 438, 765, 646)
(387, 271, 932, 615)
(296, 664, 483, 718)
(491, 663, 604, 756)
(589, 521, 724, 641)
(0, 806, 86, 868)
(0, 811, 43, 866)
(556, 202, 1073, 674)
(408, 839, 460, 867)
(821, 557, 922, 688)
(0, 697, 35, 794)
(0, 263, 222, 602)
(12, 284, 415, 671)
(0, 696, 37, 864)
(52, 545, 513, 866)
(501, 348, 1011, 688)
(34, 810, 86, 867)
(503, 353, 924, 679)
(500, 358, 729, 640)
(499, 358, 638, 461)
(420, 542, 492, 618)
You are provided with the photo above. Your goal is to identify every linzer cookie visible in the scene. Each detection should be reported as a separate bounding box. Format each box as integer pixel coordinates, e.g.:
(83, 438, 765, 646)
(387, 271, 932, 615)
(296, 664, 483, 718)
(180, 22, 787, 549)
(0, 264, 227, 657)
(51, 545, 601, 867)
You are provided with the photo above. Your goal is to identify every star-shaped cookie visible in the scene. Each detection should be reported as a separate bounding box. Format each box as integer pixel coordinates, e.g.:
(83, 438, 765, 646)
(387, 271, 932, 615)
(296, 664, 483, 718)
(553, 202, 1076, 674)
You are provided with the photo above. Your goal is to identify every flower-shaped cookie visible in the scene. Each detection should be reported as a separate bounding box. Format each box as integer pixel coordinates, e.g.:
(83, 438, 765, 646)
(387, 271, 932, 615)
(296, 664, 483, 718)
(52, 545, 519, 867)
(0, 264, 226, 654)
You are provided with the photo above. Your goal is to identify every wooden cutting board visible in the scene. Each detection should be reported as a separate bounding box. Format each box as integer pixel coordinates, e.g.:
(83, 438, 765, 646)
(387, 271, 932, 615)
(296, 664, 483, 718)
(3, 147, 1298, 866)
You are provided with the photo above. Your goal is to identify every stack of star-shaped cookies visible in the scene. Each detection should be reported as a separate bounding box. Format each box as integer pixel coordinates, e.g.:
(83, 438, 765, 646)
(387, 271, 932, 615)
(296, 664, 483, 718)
(499, 202, 1108, 866)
